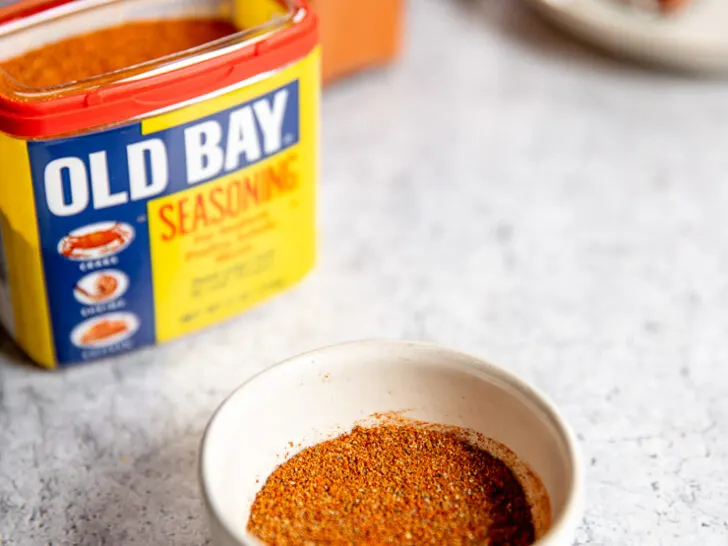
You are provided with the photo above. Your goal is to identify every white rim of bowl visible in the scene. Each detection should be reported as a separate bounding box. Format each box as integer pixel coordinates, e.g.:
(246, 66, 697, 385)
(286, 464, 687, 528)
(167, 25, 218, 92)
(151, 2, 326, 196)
(199, 339, 585, 546)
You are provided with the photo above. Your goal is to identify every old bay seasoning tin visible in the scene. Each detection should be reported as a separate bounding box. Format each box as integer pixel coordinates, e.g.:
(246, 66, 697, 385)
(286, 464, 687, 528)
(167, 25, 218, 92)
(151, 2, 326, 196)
(0, 0, 319, 368)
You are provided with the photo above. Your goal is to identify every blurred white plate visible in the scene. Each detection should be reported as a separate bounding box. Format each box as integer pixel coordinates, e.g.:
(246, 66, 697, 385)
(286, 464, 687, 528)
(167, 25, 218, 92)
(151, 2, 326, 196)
(527, 0, 728, 73)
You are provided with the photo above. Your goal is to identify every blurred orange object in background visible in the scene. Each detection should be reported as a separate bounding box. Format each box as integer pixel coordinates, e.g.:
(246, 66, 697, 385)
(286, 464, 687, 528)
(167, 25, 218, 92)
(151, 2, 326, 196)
(312, 0, 404, 84)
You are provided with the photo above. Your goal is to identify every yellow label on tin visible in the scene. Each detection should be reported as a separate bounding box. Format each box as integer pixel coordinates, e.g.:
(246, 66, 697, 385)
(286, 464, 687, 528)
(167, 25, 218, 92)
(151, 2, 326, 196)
(148, 50, 319, 342)
(148, 149, 314, 341)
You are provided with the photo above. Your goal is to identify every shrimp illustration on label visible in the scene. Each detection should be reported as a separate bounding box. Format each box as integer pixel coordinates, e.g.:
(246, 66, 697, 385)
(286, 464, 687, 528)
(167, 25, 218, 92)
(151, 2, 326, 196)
(58, 222, 134, 260)
(71, 312, 140, 348)
(74, 270, 129, 305)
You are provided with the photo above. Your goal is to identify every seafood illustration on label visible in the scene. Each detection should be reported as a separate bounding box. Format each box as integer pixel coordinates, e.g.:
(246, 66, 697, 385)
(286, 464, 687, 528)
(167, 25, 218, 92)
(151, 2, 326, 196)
(71, 312, 140, 348)
(74, 269, 129, 305)
(58, 221, 135, 260)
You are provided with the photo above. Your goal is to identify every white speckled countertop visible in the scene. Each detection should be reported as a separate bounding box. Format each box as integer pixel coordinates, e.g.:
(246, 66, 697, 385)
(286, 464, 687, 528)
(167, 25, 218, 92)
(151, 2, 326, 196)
(2, 1, 728, 544)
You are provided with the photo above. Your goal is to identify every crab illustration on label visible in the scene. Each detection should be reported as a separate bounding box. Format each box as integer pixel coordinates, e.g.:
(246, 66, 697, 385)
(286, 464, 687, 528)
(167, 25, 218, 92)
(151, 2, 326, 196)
(58, 222, 135, 260)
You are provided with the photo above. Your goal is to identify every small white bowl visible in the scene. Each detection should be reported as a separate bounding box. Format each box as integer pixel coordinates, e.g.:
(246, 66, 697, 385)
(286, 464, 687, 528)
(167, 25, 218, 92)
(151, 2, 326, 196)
(199, 340, 584, 546)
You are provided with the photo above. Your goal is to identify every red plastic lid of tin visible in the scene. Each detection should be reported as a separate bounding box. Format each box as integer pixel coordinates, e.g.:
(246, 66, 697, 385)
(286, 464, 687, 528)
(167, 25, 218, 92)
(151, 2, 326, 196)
(0, 0, 318, 139)
(0, 0, 75, 23)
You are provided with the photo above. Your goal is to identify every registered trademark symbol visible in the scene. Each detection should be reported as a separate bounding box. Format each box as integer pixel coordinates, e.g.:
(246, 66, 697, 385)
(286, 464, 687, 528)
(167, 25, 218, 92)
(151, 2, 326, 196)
(137, 215, 147, 223)
(283, 133, 294, 145)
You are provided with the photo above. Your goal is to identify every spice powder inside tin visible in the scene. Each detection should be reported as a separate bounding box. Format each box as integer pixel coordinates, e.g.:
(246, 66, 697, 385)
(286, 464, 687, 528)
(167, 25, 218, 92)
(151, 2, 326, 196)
(1, 18, 239, 90)
(247, 424, 538, 545)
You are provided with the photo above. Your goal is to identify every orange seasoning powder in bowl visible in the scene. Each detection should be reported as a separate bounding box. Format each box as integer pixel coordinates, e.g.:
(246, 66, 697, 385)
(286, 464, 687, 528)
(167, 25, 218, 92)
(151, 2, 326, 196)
(247, 423, 538, 545)
(0, 0, 320, 369)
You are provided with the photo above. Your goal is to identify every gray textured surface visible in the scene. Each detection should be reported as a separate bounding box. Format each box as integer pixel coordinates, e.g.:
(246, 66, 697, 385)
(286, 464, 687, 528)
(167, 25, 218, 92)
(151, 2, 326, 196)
(2, 0, 728, 544)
